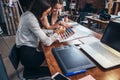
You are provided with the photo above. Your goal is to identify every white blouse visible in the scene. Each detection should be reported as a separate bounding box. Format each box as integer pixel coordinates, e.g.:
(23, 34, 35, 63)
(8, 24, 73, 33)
(16, 11, 58, 48)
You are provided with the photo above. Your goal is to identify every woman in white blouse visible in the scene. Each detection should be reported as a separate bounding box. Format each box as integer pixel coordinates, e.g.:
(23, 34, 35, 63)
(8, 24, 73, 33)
(16, 0, 61, 74)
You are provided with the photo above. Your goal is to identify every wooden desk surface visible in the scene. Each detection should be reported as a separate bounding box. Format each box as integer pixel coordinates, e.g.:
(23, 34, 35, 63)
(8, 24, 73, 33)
(42, 26, 120, 80)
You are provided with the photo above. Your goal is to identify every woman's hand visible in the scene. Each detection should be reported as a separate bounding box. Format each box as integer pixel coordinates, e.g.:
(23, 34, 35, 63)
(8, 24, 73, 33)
(55, 26, 66, 34)
(58, 21, 71, 28)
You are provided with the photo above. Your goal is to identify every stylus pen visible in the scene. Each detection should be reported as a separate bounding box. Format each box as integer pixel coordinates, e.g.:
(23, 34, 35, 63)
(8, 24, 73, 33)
(65, 70, 87, 76)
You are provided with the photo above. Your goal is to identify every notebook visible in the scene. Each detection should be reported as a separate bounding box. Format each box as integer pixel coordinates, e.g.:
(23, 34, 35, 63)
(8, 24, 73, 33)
(52, 45, 96, 76)
(80, 21, 120, 69)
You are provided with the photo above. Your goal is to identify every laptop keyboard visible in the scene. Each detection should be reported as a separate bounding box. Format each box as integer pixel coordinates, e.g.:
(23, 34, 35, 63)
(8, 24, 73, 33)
(89, 42, 120, 62)
(80, 42, 120, 68)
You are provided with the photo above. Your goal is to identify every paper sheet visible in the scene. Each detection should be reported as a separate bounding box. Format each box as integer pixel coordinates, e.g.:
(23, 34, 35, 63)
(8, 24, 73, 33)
(79, 36, 99, 44)
(59, 22, 92, 42)
(79, 75, 96, 80)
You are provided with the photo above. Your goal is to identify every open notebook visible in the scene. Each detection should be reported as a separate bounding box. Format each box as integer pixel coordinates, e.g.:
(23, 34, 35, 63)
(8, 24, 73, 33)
(80, 21, 120, 69)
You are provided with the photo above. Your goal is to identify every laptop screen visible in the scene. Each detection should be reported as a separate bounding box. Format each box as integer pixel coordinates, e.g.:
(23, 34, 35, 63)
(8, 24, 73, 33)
(101, 21, 120, 52)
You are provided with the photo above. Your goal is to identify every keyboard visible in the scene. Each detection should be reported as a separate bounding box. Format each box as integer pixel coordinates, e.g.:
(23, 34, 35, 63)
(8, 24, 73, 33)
(80, 42, 120, 68)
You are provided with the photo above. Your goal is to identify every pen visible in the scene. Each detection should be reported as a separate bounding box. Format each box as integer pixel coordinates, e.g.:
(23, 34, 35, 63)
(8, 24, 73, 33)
(65, 70, 87, 76)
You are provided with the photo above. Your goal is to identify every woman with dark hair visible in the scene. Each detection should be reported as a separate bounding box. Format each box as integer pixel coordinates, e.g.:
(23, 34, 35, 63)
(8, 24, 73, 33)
(15, 0, 62, 77)
(30, 0, 51, 19)
(40, 0, 69, 29)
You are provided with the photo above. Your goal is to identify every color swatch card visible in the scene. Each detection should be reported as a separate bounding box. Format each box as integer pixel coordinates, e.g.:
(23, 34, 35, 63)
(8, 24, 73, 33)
(58, 27, 75, 42)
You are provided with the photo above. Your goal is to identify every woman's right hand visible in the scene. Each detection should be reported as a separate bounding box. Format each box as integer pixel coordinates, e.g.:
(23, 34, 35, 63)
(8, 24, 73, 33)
(55, 26, 66, 34)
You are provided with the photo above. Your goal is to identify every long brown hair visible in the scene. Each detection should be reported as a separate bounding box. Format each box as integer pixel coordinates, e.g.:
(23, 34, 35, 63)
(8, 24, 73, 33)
(30, 0, 51, 18)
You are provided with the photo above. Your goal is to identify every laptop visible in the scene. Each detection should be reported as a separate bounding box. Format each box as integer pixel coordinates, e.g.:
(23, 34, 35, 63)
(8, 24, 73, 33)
(80, 21, 120, 69)
(0, 54, 9, 80)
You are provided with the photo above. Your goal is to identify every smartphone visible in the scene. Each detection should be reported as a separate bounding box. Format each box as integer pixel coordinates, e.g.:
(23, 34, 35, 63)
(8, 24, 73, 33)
(51, 72, 71, 80)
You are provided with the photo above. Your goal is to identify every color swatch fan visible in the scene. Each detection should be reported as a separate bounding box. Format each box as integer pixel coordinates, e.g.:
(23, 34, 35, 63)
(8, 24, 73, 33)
(58, 28, 75, 42)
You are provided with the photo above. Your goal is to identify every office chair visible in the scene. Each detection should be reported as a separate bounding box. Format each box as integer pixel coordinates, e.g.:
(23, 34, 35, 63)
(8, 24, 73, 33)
(9, 44, 51, 80)
(77, 12, 89, 24)
(0, 54, 9, 80)
(9, 44, 25, 80)
(77, 12, 95, 27)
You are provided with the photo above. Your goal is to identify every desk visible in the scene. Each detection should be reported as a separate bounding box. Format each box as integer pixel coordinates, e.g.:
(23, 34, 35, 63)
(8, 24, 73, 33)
(42, 24, 120, 80)
(86, 16, 109, 29)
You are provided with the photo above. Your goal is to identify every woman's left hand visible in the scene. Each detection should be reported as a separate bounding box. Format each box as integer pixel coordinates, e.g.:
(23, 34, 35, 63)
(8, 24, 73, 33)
(58, 21, 71, 28)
